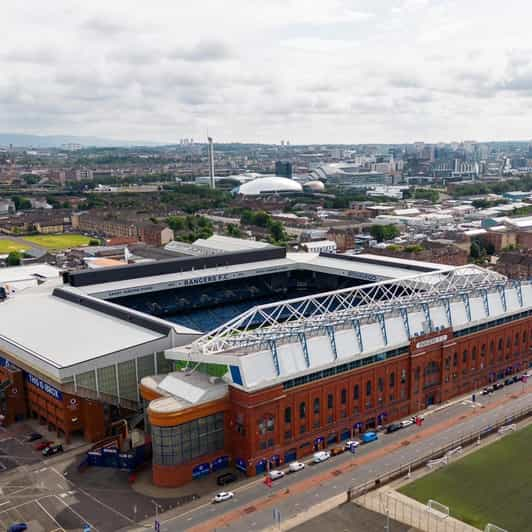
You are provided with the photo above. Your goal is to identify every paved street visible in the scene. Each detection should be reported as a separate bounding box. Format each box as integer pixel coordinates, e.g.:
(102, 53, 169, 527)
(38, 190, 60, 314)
(131, 381, 532, 532)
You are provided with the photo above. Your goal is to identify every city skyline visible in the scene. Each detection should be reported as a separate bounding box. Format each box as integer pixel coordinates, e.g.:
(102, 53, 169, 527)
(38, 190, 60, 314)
(3, 0, 532, 144)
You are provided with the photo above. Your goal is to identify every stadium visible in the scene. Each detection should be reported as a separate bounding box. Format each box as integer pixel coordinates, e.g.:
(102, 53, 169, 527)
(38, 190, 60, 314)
(0, 242, 531, 487)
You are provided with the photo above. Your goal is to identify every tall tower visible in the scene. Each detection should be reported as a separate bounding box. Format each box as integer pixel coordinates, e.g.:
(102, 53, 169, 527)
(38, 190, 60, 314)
(208, 136, 215, 189)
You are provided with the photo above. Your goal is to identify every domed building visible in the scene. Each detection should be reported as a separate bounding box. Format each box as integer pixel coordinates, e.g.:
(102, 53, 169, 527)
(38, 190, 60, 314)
(303, 180, 325, 192)
(233, 177, 303, 196)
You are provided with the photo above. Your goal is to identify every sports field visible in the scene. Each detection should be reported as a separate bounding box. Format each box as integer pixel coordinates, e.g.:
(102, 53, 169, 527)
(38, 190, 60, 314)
(23, 234, 92, 249)
(399, 423, 532, 530)
(0, 239, 29, 254)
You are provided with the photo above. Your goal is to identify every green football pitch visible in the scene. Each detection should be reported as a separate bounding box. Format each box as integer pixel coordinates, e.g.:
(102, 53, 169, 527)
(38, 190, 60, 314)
(399, 423, 532, 530)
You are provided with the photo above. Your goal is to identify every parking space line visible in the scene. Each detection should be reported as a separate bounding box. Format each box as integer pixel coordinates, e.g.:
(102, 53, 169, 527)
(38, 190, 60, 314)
(36, 499, 64, 531)
(50, 466, 135, 525)
(51, 494, 99, 532)
(0, 500, 10, 507)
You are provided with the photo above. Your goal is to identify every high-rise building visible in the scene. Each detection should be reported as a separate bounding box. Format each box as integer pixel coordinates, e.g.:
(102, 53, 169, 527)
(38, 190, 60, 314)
(275, 160, 293, 179)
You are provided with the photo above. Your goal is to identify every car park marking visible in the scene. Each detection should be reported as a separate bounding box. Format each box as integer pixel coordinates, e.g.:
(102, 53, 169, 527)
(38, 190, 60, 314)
(0, 500, 10, 507)
(51, 495, 99, 532)
(36, 499, 64, 530)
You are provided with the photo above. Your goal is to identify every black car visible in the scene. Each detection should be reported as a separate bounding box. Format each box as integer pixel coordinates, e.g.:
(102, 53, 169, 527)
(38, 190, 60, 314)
(504, 378, 513, 386)
(385, 423, 402, 433)
(42, 444, 63, 457)
(26, 432, 42, 442)
(513, 375, 520, 383)
(216, 472, 237, 486)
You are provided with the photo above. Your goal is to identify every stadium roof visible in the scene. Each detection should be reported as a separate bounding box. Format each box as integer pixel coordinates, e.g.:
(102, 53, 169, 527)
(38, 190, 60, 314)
(72, 252, 449, 299)
(170, 265, 532, 391)
(0, 284, 199, 382)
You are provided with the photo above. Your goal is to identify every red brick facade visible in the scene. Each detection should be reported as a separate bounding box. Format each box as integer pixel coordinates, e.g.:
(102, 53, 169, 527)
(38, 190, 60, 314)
(224, 318, 530, 478)
(145, 316, 532, 486)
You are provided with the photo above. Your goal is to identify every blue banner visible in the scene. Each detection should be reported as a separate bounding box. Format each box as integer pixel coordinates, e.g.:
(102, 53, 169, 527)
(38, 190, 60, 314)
(26, 372, 63, 400)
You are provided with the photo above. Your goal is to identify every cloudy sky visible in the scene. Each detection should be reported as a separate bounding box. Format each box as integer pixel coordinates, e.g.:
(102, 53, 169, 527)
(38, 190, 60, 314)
(2, 0, 532, 144)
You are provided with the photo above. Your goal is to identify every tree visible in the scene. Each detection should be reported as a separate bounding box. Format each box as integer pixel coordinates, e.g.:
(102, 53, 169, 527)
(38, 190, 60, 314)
(268, 220, 287, 243)
(6, 251, 21, 266)
(22, 174, 39, 186)
(226, 224, 242, 238)
(11, 196, 32, 211)
(470, 241, 481, 259)
(370, 224, 400, 243)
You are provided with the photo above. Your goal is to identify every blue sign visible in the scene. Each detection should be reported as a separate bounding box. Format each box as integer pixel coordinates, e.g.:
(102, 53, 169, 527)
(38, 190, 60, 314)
(26, 372, 62, 400)
(211, 455, 230, 471)
(0, 356, 18, 370)
(235, 457, 247, 472)
(192, 463, 211, 479)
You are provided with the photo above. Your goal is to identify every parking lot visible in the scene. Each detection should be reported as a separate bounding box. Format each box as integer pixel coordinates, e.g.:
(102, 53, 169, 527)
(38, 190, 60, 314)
(0, 423, 242, 531)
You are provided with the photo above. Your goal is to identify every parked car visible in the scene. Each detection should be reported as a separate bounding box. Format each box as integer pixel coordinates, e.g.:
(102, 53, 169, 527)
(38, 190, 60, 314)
(7, 524, 27, 532)
(513, 375, 520, 383)
(361, 431, 379, 443)
(288, 461, 305, 472)
(313, 451, 331, 463)
(504, 378, 513, 386)
(268, 470, 285, 481)
(25, 432, 42, 442)
(42, 444, 63, 457)
(34, 440, 53, 451)
(482, 386, 493, 395)
(212, 491, 234, 503)
(400, 419, 414, 428)
(385, 423, 402, 433)
(216, 472, 237, 486)
(344, 439, 360, 450)
(331, 446, 345, 456)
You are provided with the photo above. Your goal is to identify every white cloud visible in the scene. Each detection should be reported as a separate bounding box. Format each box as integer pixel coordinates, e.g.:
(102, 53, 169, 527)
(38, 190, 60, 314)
(2, 0, 532, 143)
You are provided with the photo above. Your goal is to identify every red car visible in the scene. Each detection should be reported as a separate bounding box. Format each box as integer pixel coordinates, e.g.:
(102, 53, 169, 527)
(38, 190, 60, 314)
(34, 440, 53, 451)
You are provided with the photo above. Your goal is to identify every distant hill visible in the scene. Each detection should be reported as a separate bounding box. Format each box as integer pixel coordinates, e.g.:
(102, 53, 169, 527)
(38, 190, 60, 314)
(0, 133, 163, 148)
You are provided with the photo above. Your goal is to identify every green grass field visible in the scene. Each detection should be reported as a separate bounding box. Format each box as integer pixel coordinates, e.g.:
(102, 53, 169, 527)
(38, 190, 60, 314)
(22, 234, 92, 250)
(399, 423, 532, 530)
(0, 240, 29, 254)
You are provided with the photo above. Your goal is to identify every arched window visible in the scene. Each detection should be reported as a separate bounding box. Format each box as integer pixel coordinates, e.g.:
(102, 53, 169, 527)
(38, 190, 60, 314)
(353, 384, 359, 400)
(341, 389, 347, 405)
(258, 414, 274, 435)
(523, 331, 527, 344)
(415, 366, 421, 380)
(515, 333, 519, 346)
(299, 402, 306, 419)
(463, 350, 468, 363)
(389, 372, 395, 387)
(366, 380, 372, 396)
(506, 337, 511, 349)
(498, 338, 503, 351)
(327, 393, 334, 409)
(472, 346, 477, 360)
(284, 407, 292, 423)
(313, 397, 320, 415)
(490, 341, 494, 354)
(453, 352, 458, 366)
(378, 377, 384, 393)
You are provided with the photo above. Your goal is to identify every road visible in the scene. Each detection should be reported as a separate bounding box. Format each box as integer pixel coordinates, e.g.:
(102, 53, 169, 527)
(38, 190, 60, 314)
(132, 382, 532, 532)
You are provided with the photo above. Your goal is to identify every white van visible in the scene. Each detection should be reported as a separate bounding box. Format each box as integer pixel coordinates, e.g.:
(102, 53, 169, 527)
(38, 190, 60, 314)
(313, 451, 331, 463)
